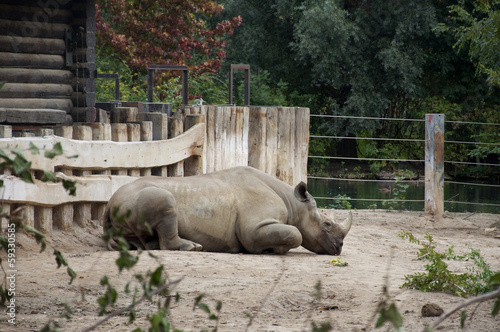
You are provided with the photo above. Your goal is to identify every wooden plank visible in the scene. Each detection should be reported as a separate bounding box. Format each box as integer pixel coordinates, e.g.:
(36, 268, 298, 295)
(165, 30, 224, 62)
(248, 106, 267, 171)
(0, 5, 73, 23)
(227, 107, 237, 168)
(204, 105, 216, 173)
(0, 52, 65, 69)
(0, 83, 73, 98)
(0, 68, 73, 84)
(0, 99, 71, 111)
(0, 19, 70, 39)
(0, 108, 67, 124)
(265, 107, 278, 177)
(0, 35, 65, 54)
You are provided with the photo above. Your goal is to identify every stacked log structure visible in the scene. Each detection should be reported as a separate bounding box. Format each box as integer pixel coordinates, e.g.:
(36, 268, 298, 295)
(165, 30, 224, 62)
(0, 0, 96, 125)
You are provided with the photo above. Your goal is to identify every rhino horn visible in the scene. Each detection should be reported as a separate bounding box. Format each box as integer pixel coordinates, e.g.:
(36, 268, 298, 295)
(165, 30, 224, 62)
(339, 211, 353, 236)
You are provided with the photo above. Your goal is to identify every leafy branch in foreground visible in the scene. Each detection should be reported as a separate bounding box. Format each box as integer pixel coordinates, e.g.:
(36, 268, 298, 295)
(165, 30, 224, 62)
(399, 231, 496, 297)
(0, 144, 79, 307)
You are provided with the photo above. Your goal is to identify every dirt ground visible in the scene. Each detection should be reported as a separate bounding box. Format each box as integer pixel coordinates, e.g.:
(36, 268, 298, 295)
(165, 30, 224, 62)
(1, 210, 499, 332)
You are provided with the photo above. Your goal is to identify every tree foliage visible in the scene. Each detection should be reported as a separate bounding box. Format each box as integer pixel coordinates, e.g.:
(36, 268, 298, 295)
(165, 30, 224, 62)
(96, 0, 242, 74)
(439, 0, 500, 87)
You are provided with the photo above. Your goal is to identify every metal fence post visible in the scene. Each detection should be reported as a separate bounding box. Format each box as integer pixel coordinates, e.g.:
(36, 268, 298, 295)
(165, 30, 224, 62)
(229, 64, 250, 106)
(425, 114, 444, 217)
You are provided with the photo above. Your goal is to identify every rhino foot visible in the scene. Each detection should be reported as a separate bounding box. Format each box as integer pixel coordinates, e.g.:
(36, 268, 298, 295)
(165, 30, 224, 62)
(179, 240, 203, 251)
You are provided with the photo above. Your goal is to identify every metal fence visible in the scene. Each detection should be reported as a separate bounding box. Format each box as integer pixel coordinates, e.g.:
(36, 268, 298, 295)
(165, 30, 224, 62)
(308, 114, 500, 214)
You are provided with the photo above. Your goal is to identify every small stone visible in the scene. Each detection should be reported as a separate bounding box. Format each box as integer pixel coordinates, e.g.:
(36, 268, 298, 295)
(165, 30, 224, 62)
(421, 303, 444, 317)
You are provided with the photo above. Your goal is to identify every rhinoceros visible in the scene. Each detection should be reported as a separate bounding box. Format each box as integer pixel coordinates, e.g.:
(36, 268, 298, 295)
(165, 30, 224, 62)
(103, 166, 352, 255)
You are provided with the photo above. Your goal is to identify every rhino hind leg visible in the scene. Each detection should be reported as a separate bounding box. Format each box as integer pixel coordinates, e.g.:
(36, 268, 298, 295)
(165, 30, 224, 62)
(245, 220, 303, 255)
(133, 187, 203, 252)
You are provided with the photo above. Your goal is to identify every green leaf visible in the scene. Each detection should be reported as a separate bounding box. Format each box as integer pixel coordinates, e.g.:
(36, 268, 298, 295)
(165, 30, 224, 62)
(150, 266, 164, 286)
(376, 303, 403, 329)
(28, 142, 40, 155)
(115, 250, 139, 272)
(492, 299, 500, 317)
(129, 310, 136, 323)
(460, 310, 467, 328)
(41, 170, 58, 182)
(24, 225, 46, 252)
(100, 276, 109, 286)
(60, 303, 73, 320)
(54, 249, 68, 268)
(488, 272, 500, 287)
(196, 302, 211, 314)
(62, 179, 77, 196)
(44, 142, 63, 159)
(67, 267, 77, 285)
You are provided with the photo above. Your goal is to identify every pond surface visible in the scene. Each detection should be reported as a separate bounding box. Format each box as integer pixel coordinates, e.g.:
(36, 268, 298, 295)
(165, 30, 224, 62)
(307, 178, 500, 214)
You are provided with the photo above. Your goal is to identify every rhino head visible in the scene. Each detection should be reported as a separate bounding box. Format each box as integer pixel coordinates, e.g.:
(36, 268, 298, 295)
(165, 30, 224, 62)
(294, 182, 352, 255)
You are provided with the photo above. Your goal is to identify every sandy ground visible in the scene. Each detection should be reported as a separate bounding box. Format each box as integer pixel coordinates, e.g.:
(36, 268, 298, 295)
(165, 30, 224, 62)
(1, 210, 499, 332)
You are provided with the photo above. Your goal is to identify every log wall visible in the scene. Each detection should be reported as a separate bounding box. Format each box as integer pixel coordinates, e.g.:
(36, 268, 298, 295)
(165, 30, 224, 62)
(0, 0, 96, 125)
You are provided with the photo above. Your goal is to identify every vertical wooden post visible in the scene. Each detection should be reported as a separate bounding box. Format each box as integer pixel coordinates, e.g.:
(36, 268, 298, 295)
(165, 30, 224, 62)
(168, 112, 185, 177)
(184, 114, 205, 176)
(425, 114, 445, 217)
(140, 121, 153, 176)
(73, 126, 93, 227)
(53, 126, 74, 231)
(111, 123, 128, 175)
(127, 123, 141, 177)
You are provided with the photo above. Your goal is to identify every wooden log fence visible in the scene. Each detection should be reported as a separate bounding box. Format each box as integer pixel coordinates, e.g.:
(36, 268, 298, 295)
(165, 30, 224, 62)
(0, 105, 310, 233)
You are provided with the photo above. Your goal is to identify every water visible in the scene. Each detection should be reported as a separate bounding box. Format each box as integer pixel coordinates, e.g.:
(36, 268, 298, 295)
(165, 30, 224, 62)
(307, 178, 500, 214)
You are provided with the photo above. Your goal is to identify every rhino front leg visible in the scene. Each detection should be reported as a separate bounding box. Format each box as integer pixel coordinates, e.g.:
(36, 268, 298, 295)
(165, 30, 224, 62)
(242, 220, 303, 254)
(134, 187, 203, 251)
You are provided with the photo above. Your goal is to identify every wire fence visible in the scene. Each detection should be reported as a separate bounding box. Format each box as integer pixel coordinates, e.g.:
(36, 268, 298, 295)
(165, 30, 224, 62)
(308, 114, 500, 213)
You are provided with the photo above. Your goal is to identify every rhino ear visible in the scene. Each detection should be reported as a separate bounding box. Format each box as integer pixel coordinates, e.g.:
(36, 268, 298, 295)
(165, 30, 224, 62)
(294, 182, 310, 202)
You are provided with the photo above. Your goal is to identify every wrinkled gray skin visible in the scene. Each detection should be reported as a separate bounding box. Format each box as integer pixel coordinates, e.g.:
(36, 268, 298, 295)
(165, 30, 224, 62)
(104, 166, 352, 255)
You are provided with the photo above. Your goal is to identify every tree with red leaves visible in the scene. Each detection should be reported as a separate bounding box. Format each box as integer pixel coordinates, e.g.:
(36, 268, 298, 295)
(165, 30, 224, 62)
(95, 0, 242, 74)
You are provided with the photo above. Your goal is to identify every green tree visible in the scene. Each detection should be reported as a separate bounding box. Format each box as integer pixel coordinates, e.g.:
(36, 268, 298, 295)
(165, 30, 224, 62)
(439, 0, 500, 87)
(96, 0, 241, 74)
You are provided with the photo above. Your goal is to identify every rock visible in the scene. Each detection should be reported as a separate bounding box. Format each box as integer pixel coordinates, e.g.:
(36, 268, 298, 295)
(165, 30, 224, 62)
(421, 303, 444, 317)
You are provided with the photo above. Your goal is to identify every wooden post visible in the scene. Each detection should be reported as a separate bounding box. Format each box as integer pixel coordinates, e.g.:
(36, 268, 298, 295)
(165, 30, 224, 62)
(425, 114, 444, 217)
(53, 126, 74, 231)
(140, 121, 153, 176)
(127, 123, 141, 177)
(73, 125, 93, 227)
(168, 112, 184, 177)
(35, 206, 52, 233)
(111, 123, 128, 175)
(184, 114, 205, 176)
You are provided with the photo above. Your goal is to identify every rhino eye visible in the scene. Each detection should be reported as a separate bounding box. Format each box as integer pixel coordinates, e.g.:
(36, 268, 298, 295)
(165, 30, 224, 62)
(323, 221, 332, 228)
